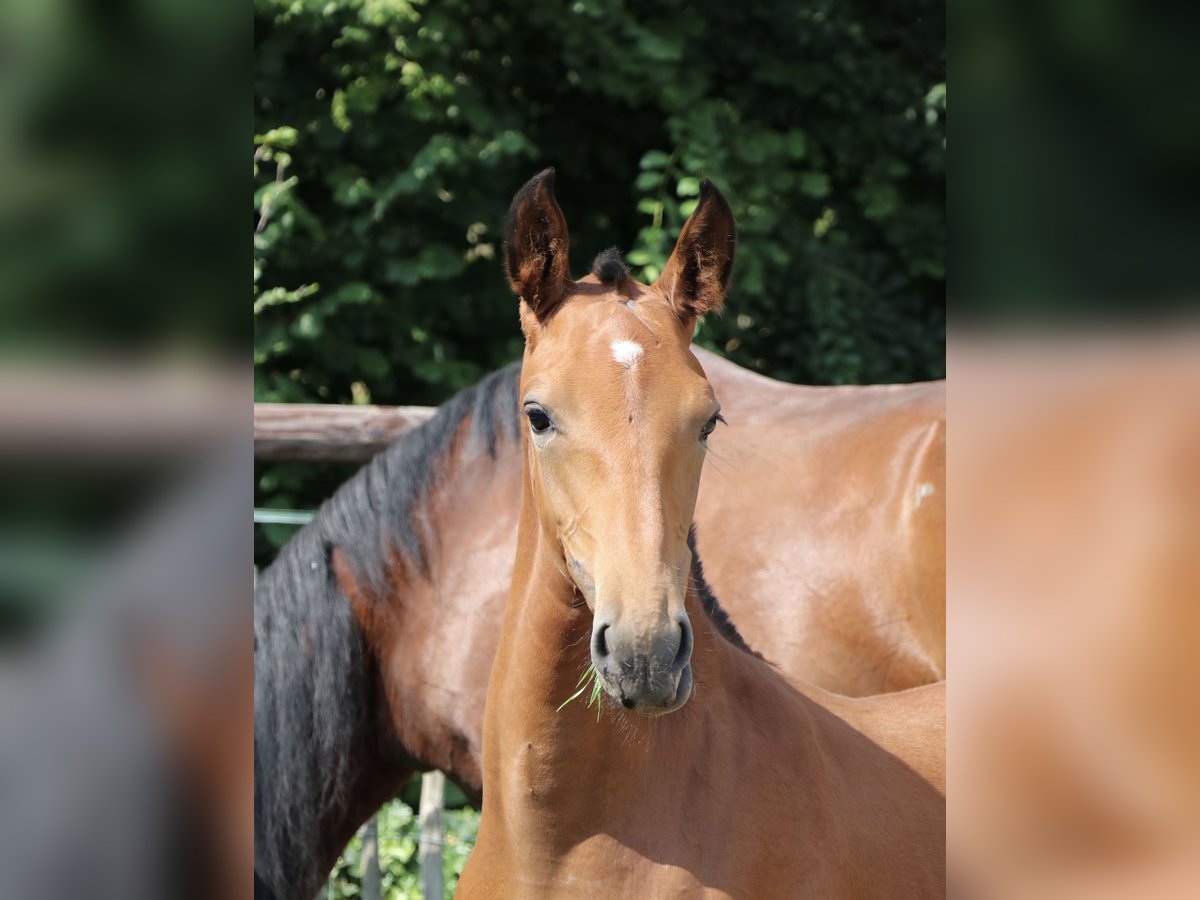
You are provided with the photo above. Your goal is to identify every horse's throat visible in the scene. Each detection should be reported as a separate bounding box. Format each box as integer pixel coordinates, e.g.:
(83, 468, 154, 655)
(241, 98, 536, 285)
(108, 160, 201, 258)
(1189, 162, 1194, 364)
(494, 525, 595, 723)
(489, 516, 630, 775)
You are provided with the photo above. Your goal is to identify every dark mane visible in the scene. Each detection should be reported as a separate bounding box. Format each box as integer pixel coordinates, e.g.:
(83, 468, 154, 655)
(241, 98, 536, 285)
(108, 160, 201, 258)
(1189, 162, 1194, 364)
(591, 247, 629, 284)
(687, 526, 759, 657)
(253, 362, 521, 900)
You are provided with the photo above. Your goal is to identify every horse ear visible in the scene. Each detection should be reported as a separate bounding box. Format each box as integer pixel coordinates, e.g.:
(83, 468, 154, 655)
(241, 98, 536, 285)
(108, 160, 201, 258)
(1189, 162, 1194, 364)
(655, 180, 736, 319)
(505, 168, 571, 322)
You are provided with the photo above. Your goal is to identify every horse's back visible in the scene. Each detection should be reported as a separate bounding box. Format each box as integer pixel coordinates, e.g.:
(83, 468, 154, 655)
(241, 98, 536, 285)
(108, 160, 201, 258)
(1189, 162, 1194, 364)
(695, 349, 946, 693)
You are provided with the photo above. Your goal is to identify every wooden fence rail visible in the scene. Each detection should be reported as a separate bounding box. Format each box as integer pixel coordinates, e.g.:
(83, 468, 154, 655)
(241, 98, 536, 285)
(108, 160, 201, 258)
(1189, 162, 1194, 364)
(254, 403, 435, 462)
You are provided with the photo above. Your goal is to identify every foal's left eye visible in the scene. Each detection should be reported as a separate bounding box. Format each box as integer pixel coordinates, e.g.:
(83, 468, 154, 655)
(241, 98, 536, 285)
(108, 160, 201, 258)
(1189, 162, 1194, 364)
(700, 413, 724, 440)
(527, 408, 554, 435)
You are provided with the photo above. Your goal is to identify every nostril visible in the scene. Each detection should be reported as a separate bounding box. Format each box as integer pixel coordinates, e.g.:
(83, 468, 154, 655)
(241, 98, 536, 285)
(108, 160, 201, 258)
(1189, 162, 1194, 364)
(593, 623, 610, 658)
(672, 618, 693, 672)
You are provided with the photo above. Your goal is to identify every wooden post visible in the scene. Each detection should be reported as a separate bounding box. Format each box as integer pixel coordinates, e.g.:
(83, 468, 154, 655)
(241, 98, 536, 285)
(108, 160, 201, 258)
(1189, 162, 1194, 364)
(418, 771, 446, 900)
(361, 815, 381, 900)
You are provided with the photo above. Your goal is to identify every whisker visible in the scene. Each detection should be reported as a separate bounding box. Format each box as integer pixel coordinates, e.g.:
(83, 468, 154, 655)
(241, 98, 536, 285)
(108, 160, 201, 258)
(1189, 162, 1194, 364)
(704, 445, 738, 474)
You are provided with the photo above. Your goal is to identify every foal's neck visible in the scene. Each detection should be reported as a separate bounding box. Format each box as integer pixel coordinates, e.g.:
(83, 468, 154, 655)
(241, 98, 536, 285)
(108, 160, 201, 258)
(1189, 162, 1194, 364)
(484, 500, 727, 829)
(489, 505, 608, 730)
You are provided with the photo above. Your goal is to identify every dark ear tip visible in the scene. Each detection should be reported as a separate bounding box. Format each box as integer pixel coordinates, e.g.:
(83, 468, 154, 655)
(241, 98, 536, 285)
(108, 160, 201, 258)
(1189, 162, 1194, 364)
(698, 180, 734, 221)
(514, 168, 558, 204)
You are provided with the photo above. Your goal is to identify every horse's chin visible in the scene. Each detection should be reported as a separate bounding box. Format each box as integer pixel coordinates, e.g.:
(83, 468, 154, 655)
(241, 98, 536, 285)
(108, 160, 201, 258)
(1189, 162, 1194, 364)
(601, 664, 692, 718)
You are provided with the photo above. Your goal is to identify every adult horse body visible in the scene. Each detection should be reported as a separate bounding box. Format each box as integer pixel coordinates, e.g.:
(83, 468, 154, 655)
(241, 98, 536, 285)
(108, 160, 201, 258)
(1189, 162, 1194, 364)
(695, 347, 944, 694)
(254, 209, 943, 898)
(456, 171, 944, 897)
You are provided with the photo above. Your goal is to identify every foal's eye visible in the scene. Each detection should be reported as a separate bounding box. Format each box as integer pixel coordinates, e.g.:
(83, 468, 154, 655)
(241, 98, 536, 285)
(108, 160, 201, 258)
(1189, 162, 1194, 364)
(700, 413, 724, 440)
(526, 408, 554, 435)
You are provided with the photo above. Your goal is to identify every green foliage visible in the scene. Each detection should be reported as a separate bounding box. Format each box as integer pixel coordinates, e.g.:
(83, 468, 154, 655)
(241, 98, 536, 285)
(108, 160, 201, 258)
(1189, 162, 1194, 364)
(325, 794, 480, 899)
(254, 0, 944, 548)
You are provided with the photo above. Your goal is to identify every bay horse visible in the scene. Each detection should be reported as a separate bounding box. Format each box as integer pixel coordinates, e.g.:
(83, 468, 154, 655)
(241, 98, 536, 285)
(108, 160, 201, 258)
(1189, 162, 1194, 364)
(254, 201, 944, 897)
(456, 170, 944, 897)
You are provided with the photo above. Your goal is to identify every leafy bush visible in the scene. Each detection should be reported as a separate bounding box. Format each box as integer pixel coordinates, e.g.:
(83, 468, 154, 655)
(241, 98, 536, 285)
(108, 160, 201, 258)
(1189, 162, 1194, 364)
(254, 0, 943, 532)
(324, 793, 479, 899)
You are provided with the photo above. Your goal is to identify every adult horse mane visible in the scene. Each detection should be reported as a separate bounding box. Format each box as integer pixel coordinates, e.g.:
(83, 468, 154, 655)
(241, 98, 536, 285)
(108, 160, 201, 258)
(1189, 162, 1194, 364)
(253, 364, 519, 900)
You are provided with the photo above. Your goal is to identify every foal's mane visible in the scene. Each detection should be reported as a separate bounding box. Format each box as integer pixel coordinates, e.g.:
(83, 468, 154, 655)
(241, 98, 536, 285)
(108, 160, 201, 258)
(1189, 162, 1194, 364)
(253, 362, 521, 899)
(687, 526, 759, 658)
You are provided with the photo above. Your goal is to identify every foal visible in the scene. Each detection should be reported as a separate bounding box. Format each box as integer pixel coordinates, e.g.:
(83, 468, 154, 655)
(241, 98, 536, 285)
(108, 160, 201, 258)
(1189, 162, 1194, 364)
(456, 171, 945, 898)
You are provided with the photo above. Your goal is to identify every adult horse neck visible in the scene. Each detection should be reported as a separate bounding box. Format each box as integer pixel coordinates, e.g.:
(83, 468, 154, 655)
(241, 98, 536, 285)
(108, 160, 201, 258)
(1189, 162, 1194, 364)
(457, 170, 944, 897)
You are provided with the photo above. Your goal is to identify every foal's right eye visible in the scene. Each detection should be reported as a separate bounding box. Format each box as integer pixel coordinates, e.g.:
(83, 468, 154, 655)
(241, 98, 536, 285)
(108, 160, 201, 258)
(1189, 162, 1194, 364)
(526, 408, 554, 434)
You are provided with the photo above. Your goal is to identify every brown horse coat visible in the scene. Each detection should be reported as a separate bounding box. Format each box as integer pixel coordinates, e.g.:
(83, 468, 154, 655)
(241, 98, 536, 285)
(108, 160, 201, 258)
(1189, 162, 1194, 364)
(458, 555, 946, 898)
(456, 171, 944, 898)
(255, 175, 943, 897)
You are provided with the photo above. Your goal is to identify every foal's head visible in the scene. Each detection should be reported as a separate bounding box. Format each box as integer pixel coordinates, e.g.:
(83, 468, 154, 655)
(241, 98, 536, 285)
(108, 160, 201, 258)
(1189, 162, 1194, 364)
(505, 169, 735, 716)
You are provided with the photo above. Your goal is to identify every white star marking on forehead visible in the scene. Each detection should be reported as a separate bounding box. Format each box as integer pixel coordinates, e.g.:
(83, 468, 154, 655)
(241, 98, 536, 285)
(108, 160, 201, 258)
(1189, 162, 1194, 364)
(610, 340, 644, 370)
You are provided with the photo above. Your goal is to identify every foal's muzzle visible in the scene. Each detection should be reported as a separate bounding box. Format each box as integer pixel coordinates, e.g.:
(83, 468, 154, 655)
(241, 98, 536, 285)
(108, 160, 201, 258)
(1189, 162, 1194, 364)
(590, 612, 693, 716)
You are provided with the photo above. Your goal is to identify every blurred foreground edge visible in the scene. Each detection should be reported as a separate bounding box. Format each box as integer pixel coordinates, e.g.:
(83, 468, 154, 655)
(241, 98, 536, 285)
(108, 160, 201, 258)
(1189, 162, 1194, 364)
(0, 363, 252, 900)
(0, 366, 246, 466)
(948, 331, 1200, 899)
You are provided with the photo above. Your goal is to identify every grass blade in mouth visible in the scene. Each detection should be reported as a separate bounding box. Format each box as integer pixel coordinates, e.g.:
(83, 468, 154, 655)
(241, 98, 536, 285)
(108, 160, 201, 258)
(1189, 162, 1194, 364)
(557, 663, 604, 720)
